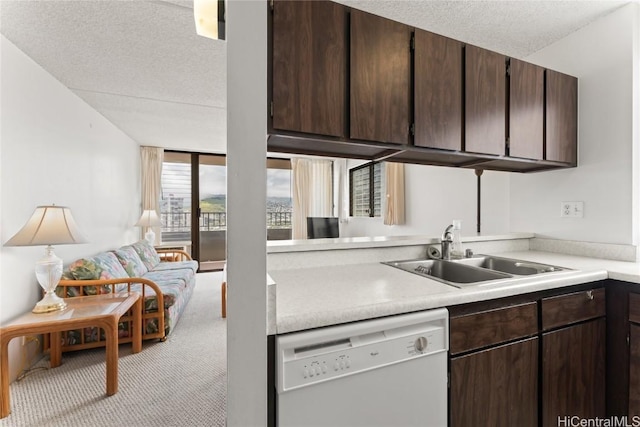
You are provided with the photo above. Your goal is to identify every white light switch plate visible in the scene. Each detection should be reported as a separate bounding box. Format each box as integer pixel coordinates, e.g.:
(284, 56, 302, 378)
(561, 201, 584, 218)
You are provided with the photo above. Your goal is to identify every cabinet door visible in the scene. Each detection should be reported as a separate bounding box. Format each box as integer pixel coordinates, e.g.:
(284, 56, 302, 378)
(509, 59, 544, 160)
(450, 338, 538, 427)
(414, 30, 462, 151)
(465, 45, 506, 156)
(630, 324, 640, 417)
(272, 0, 346, 137)
(350, 9, 411, 144)
(546, 69, 577, 164)
(542, 318, 606, 426)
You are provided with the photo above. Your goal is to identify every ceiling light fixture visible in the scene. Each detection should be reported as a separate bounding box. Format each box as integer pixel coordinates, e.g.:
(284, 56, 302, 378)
(194, 0, 225, 40)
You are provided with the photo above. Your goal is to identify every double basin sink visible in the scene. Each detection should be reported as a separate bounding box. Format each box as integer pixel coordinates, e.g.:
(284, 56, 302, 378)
(383, 255, 570, 288)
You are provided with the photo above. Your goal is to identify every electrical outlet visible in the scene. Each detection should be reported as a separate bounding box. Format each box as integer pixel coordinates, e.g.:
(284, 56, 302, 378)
(561, 201, 584, 218)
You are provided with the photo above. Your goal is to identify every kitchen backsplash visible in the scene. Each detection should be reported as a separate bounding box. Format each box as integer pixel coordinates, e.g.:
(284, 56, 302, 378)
(267, 235, 531, 270)
(530, 237, 637, 262)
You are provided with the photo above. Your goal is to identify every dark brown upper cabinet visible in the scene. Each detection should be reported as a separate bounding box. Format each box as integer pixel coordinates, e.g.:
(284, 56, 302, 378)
(465, 45, 506, 156)
(350, 9, 412, 145)
(272, 0, 347, 138)
(509, 59, 544, 160)
(414, 30, 463, 151)
(267, 1, 577, 173)
(546, 69, 578, 165)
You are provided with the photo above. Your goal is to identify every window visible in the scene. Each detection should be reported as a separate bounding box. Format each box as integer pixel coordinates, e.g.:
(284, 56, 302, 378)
(160, 152, 192, 242)
(349, 162, 383, 217)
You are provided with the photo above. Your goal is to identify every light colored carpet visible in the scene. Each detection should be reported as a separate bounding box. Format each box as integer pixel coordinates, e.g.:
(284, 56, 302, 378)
(0, 272, 227, 427)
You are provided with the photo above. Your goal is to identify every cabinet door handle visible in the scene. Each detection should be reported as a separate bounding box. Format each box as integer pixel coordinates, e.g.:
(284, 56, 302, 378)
(586, 290, 594, 300)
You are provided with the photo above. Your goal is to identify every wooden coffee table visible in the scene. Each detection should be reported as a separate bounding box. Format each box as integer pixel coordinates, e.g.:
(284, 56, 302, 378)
(0, 291, 142, 418)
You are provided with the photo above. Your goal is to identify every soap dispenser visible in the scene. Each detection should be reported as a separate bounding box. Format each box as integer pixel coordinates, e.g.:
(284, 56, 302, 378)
(451, 220, 463, 259)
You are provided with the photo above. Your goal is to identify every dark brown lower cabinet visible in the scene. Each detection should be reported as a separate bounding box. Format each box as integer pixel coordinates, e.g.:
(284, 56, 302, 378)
(601, 283, 640, 419)
(450, 337, 538, 427)
(542, 318, 606, 426)
(629, 323, 640, 417)
(450, 284, 606, 427)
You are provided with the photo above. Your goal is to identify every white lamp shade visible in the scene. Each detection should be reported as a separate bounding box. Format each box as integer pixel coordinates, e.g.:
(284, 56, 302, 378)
(135, 210, 162, 227)
(5, 205, 87, 247)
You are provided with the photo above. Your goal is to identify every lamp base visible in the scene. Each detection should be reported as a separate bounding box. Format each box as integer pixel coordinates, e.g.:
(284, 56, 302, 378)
(145, 229, 156, 245)
(32, 291, 67, 313)
(33, 246, 66, 313)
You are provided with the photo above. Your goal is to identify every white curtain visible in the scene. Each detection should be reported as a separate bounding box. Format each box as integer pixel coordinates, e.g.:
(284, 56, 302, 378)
(335, 159, 350, 224)
(292, 158, 333, 239)
(384, 162, 405, 226)
(140, 146, 164, 244)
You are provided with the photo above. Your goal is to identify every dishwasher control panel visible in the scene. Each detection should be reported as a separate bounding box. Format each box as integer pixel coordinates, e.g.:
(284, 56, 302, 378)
(276, 308, 449, 392)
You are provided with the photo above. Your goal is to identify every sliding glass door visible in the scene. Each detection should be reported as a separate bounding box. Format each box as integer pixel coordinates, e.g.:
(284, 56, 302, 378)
(160, 152, 293, 271)
(198, 155, 227, 271)
(160, 152, 226, 271)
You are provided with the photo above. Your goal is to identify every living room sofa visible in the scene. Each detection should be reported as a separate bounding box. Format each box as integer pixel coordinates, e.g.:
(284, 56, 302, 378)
(51, 240, 198, 353)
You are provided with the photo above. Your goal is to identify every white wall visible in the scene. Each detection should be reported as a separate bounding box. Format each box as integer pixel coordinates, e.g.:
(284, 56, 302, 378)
(0, 36, 141, 381)
(340, 162, 511, 239)
(510, 4, 638, 245)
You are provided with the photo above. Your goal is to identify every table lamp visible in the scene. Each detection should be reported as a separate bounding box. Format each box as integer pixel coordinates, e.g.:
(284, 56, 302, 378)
(135, 209, 162, 245)
(5, 205, 87, 313)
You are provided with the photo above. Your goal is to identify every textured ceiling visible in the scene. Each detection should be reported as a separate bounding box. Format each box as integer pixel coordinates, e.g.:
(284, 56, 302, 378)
(0, 0, 227, 153)
(0, 0, 628, 154)
(338, 1, 629, 57)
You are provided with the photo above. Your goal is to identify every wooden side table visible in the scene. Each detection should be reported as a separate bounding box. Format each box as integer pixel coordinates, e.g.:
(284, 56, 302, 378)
(0, 292, 142, 419)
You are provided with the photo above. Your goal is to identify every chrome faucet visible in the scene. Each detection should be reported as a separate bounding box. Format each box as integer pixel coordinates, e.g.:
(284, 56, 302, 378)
(441, 224, 454, 260)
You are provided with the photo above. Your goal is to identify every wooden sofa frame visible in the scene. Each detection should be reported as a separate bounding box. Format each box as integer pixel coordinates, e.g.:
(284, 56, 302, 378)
(45, 249, 193, 353)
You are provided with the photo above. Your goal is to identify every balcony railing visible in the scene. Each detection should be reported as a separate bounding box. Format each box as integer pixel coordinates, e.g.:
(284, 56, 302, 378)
(267, 211, 292, 227)
(161, 211, 292, 232)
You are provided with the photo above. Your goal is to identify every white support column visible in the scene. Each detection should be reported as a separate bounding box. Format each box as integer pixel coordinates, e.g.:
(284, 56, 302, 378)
(632, 3, 640, 258)
(226, 1, 268, 426)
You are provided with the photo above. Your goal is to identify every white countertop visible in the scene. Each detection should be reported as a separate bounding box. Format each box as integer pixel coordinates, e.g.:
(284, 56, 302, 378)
(270, 250, 640, 334)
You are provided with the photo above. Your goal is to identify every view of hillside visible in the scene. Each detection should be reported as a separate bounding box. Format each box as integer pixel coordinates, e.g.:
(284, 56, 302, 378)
(200, 195, 226, 212)
(266, 197, 293, 212)
(200, 195, 292, 212)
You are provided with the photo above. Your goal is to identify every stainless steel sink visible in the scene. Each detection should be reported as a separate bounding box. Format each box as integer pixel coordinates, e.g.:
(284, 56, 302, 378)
(383, 259, 511, 287)
(452, 255, 569, 275)
(383, 255, 570, 288)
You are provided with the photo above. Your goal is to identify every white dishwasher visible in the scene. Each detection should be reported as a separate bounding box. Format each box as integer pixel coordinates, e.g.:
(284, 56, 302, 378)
(276, 308, 449, 427)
